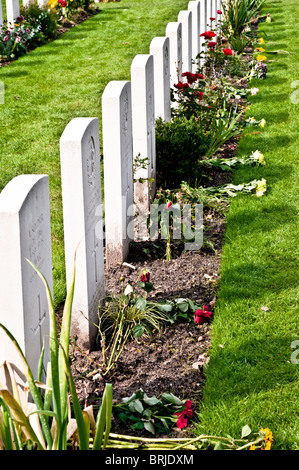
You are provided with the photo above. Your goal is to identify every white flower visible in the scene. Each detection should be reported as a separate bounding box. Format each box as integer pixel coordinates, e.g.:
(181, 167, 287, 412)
(251, 87, 260, 95)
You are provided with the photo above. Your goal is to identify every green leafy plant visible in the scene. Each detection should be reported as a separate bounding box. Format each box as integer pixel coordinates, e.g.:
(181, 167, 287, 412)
(222, 0, 265, 40)
(113, 389, 191, 435)
(98, 270, 170, 376)
(0, 253, 112, 450)
(155, 116, 210, 188)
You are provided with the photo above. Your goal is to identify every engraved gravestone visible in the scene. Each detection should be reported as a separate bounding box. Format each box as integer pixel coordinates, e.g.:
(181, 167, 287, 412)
(178, 10, 192, 73)
(188, 1, 201, 72)
(150, 37, 171, 122)
(131, 54, 156, 216)
(166, 22, 182, 85)
(6, 0, 20, 25)
(60, 117, 105, 350)
(0, 175, 53, 382)
(102, 81, 134, 268)
(0, 0, 3, 26)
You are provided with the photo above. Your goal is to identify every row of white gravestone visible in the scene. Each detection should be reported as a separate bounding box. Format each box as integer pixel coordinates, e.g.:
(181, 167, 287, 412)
(0, 0, 222, 386)
(0, 0, 48, 27)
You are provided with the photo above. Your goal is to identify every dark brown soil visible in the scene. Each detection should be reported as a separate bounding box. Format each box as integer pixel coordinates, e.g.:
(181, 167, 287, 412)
(69, 171, 232, 437)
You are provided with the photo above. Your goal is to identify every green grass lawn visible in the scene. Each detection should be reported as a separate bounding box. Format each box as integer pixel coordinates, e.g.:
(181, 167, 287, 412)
(195, 0, 299, 450)
(0, 0, 190, 307)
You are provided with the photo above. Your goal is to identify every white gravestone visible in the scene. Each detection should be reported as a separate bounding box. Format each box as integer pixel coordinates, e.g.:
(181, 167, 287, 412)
(131, 54, 156, 216)
(0, 0, 3, 26)
(60, 117, 105, 351)
(102, 81, 134, 268)
(150, 36, 171, 122)
(6, 0, 19, 25)
(188, 1, 201, 72)
(166, 22, 182, 85)
(0, 175, 53, 383)
(178, 10, 192, 74)
(199, 0, 207, 56)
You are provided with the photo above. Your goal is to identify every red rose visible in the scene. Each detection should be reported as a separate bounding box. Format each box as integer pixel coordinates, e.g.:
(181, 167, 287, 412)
(200, 31, 216, 39)
(223, 48, 233, 55)
(174, 81, 189, 90)
(194, 91, 203, 99)
(209, 17, 216, 21)
(196, 73, 204, 79)
(140, 271, 150, 283)
(194, 305, 212, 324)
(217, 9, 222, 14)
(174, 401, 193, 429)
(208, 41, 217, 48)
(58, 0, 67, 6)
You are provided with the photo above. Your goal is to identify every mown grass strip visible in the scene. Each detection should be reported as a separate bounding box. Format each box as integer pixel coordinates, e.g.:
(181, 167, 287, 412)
(196, 0, 299, 450)
(0, 0, 190, 306)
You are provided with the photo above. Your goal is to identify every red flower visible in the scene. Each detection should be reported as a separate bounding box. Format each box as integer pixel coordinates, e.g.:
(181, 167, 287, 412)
(174, 401, 193, 429)
(217, 9, 222, 14)
(194, 305, 212, 325)
(223, 48, 233, 55)
(58, 0, 67, 6)
(209, 17, 216, 21)
(194, 91, 203, 99)
(200, 31, 216, 39)
(196, 73, 204, 79)
(140, 271, 150, 283)
(208, 41, 217, 48)
(166, 200, 172, 209)
(174, 81, 189, 90)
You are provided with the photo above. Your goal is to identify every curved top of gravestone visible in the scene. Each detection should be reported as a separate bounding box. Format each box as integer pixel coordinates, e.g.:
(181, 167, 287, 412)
(0, 174, 49, 213)
(60, 117, 98, 144)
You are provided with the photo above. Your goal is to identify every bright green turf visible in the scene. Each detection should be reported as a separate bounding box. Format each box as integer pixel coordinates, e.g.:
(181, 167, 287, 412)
(0, 0, 190, 307)
(195, 0, 299, 450)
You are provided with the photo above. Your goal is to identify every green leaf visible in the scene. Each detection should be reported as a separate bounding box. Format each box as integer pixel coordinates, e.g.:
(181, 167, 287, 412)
(135, 296, 147, 311)
(132, 324, 145, 338)
(143, 282, 154, 293)
(143, 396, 161, 407)
(130, 421, 144, 430)
(133, 399, 144, 414)
(124, 284, 134, 296)
(241, 424, 252, 438)
(161, 393, 184, 406)
(144, 421, 155, 434)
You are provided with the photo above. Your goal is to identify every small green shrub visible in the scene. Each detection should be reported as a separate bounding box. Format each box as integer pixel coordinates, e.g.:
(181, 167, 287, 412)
(155, 116, 210, 189)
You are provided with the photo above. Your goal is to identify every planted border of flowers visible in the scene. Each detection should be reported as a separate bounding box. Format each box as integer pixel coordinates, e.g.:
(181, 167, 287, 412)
(0, 0, 99, 65)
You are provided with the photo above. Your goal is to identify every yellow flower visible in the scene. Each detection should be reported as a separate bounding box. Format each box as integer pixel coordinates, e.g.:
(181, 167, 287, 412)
(249, 444, 256, 450)
(260, 428, 274, 443)
(259, 118, 266, 128)
(256, 54, 267, 62)
(258, 37, 265, 44)
(266, 16, 271, 23)
(255, 178, 267, 197)
(256, 47, 265, 52)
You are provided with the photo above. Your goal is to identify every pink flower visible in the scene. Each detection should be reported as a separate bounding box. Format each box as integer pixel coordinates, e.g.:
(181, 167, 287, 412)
(3, 36, 9, 42)
(166, 201, 172, 209)
(217, 10, 222, 14)
(223, 48, 233, 56)
(15, 36, 21, 43)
